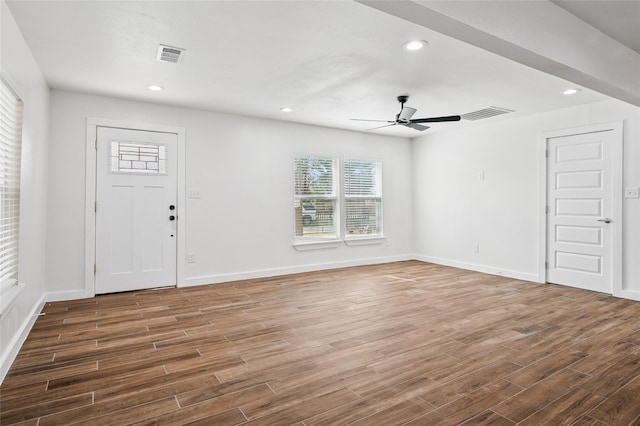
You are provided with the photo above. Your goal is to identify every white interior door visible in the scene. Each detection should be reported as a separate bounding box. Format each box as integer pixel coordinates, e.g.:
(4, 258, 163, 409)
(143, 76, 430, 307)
(546, 129, 614, 294)
(96, 127, 178, 294)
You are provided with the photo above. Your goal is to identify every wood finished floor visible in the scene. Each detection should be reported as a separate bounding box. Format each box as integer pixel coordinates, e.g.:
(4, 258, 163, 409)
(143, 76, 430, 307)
(2, 261, 640, 425)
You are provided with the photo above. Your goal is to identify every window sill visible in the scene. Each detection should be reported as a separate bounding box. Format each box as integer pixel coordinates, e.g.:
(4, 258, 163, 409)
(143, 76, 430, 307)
(0, 283, 26, 318)
(344, 236, 386, 246)
(293, 239, 342, 251)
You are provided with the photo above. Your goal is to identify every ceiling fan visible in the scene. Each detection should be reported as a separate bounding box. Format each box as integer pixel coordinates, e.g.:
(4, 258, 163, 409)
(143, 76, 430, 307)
(351, 95, 461, 131)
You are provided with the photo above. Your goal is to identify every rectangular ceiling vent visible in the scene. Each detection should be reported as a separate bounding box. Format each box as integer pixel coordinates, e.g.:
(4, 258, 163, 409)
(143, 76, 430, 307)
(156, 45, 186, 63)
(461, 106, 514, 121)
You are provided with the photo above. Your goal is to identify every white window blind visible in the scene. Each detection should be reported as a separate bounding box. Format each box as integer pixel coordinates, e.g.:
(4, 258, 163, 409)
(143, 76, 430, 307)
(0, 77, 23, 296)
(344, 159, 382, 237)
(294, 156, 338, 239)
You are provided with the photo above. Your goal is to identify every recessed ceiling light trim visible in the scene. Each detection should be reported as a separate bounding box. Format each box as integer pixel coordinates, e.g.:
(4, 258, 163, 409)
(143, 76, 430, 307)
(403, 40, 428, 51)
(563, 88, 581, 95)
(146, 84, 164, 91)
(280, 107, 293, 113)
(156, 44, 186, 63)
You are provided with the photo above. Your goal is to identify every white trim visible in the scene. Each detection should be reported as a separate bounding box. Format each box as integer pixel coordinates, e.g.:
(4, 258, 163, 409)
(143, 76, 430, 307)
(293, 155, 340, 242)
(344, 236, 386, 246)
(343, 158, 384, 239)
(538, 121, 624, 296)
(292, 239, 342, 251)
(620, 290, 640, 301)
(85, 118, 187, 296)
(45, 289, 94, 303)
(0, 68, 25, 101)
(537, 129, 548, 283)
(0, 294, 45, 384)
(414, 255, 540, 282)
(182, 254, 414, 287)
(0, 72, 24, 313)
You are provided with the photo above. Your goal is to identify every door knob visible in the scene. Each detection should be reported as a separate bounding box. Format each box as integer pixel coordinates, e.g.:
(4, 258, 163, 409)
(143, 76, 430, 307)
(169, 215, 176, 221)
(597, 218, 611, 223)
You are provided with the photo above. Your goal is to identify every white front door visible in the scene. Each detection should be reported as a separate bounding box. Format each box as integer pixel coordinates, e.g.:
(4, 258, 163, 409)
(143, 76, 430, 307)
(95, 127, 178, 294)
(546, 129, 615, 294)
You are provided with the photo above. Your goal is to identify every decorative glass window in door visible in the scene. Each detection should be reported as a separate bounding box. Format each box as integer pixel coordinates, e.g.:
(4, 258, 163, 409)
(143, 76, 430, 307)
(110, 141, 166, 174)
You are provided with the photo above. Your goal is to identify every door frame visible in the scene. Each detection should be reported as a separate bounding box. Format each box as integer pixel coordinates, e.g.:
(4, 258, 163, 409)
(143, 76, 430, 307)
(537, 121, 623, 296)
(84, 118, 186, 297)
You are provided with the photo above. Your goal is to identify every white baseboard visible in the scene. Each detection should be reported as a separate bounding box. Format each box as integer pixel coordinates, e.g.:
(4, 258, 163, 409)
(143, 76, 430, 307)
(0, 294, 46, 384)
(619, 289, 640, 301)
(414, 255, 541, 283)
(181, 254, 415, 287)
(46, 288, 94, 303)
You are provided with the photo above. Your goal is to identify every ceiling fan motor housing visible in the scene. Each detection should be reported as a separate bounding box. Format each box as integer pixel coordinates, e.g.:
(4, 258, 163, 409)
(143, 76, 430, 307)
(350, 94, 460, 132)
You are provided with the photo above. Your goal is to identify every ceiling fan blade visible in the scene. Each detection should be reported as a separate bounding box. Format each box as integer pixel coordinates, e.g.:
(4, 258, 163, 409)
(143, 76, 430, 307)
(366, 123, 397, 131)
(411, 115, 461, 123)
(398, 106, 417, 121)
(406, 123, 429, 131)
(351, 118, 395, 123)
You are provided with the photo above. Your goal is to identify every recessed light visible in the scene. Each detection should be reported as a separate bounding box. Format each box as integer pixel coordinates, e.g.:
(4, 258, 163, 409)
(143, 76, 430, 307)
(147, 84, 164, 91)
(563, 88, 580, 95)
(280, 107, 293, 113)
(403, 40, 427, 51)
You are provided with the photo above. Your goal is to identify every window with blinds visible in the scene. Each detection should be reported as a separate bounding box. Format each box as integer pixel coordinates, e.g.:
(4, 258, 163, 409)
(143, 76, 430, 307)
(294, 156, 338, 239)
(344, 159, 382, 237)
(0, 77, 23, 299)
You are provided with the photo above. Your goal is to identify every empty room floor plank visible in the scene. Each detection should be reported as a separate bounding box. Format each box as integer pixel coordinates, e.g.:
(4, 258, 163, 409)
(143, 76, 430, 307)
(2, 261, 639, 425)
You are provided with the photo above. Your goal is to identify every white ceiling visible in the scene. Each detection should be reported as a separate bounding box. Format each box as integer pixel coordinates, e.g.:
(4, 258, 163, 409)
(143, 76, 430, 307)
(5, 0, 632, 137)
(553, 0, 640, 54)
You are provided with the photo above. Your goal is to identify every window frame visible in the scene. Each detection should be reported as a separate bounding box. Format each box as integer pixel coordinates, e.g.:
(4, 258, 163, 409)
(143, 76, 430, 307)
(292, 155, 385, 250)
(293, 155, 341, 248)
(0, 73, 25, 316)
(343, 158, 384, 241)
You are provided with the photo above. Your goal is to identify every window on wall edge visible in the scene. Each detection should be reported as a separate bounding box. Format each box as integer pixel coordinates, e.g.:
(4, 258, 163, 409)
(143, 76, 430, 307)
(0, 75, 24, 316)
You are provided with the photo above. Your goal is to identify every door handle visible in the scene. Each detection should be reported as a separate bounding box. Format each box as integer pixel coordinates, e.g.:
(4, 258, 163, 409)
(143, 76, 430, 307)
(169, 215, 176, 221)
(597, 218, 611, 223)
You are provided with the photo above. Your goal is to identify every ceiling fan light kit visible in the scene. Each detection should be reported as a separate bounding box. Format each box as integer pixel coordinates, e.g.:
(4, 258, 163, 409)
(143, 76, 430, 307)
(351, 95, 461, 132)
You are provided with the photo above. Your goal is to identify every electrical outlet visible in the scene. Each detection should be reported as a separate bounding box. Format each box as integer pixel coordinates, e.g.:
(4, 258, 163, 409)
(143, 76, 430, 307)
(187, 188, 201, 199)
(625, 187, 639, 199)
(187, 252, 196, 263)
(473, 244, 480, 253)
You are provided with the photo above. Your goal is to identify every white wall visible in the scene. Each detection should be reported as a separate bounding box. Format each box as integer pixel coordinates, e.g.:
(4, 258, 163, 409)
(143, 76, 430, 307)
(0, 1, 50, 381)
(44, 91, 640, 300)
(46, 90, 413, 297)
(412, 98, 640, 297)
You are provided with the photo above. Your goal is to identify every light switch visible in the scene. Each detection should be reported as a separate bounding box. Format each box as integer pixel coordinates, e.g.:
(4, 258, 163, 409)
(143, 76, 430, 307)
(187, 188, 201, 199)
(625, 187, 639, 199)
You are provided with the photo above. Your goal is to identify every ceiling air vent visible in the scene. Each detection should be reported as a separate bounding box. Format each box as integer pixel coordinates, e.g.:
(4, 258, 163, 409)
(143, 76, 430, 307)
(156, 45, 186, 63)
(461, 106, 514, 121)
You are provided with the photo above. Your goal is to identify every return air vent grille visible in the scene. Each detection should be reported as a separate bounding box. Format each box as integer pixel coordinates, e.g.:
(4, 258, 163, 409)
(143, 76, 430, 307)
(156, 45, 186, 63)
(461, 106, 514, 121)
